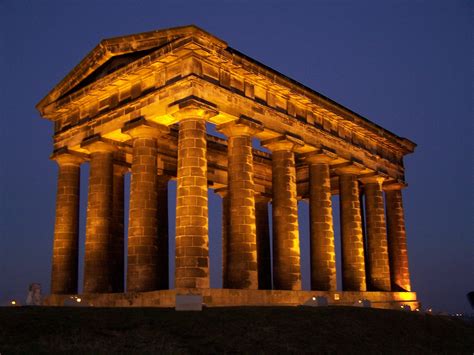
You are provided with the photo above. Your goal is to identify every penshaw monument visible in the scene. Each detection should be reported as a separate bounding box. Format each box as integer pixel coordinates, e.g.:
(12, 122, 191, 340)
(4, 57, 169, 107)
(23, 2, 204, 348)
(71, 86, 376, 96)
(36, 25, 417, 309)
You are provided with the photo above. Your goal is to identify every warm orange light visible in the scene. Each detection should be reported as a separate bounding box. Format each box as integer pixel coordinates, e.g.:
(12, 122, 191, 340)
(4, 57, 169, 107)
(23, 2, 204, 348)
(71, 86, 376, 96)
(11, 300, 16, 305)
(334, 294, 340, 300)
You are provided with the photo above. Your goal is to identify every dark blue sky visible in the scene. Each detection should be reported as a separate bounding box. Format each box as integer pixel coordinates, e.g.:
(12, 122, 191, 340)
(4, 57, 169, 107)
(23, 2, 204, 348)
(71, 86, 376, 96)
(0, 1, 472, 313)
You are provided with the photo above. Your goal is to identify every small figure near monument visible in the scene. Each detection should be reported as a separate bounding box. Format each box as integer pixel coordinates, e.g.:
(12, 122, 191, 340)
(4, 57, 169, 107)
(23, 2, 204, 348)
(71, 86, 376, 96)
(25, 283, 42, 306)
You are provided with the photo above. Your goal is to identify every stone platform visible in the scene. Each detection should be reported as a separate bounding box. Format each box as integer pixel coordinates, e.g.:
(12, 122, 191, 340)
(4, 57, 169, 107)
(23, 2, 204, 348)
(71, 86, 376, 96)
(44, 289, 419, 310)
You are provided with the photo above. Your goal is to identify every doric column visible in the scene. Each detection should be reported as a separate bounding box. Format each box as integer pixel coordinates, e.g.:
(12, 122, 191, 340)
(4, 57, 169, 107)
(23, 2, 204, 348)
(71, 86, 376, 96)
(262, 135, 303, 290)
(385, 184, 411, 291)
(50, 152, 83, 294)
(156, 175, 170, 290)
(255, 195, 272, 290)
(336, 165, 367, 291)
(171, 100, 216, 289)
(360, 175, 391, 291)
(217, 116, 263, 289)
(111, 163, 127, 292)
(122, 119, 169, 292)
(82, 139, 116, 293)
(215, 189, 229, 288)
(305, 153, 337, 291)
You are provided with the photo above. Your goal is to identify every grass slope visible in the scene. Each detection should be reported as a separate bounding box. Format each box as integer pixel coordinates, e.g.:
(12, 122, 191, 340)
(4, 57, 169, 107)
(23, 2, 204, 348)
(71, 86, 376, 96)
(0, 306, 473, 354)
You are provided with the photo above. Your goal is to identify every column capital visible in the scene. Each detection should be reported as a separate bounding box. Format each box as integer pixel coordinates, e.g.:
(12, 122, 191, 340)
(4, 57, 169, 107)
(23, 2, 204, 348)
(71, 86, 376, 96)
(122, 117, 169, 139)
(50, 150, 85, 166)
(334, 162, 365, 176)
(300, 149, 337, 165)
(168, 96, 218, 121)
(81, 135, 118, 154)
(255, 193, 272, 204)
(214, 187, 228, 198)
(261, 134, 304, 152)
(359, 174, 386, 185)
(113, 162, 129, 175)
(383, 181, 407, 191)
(216, 115, 264, 137)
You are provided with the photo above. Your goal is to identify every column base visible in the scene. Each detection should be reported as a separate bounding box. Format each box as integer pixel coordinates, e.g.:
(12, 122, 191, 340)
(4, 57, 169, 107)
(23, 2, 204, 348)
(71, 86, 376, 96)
(44, 289, 419, 310)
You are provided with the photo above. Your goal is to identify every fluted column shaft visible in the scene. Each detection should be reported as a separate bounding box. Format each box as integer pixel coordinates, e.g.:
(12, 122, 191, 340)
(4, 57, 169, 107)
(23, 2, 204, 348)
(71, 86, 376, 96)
(175, 118, 209, 288)
(309, 159, 336, 291)
(156, 175, 169, 290)
(255, 196, 272, 290)
(338, 170, 366, 291)
(51, 154, 82, 294)
(362, 177, 391, 291)
(386, 187, 411, 291)
(84, 146, 115, 293)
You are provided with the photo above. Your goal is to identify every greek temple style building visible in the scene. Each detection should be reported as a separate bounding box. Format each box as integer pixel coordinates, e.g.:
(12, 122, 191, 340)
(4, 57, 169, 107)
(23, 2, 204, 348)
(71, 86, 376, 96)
(37, 26, 417, 308)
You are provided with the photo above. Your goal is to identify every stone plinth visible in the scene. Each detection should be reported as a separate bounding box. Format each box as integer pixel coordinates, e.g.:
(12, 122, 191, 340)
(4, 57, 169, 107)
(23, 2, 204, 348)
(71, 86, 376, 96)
(43, 288, 419, 311)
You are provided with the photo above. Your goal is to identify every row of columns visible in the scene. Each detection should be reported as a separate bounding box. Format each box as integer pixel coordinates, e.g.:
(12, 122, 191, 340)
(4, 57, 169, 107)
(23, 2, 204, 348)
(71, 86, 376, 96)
(51, 106, 411, 295)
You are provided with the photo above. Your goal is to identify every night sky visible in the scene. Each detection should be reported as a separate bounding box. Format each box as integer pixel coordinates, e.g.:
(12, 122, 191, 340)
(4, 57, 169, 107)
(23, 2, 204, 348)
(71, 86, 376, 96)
(0, 1, 472, 313)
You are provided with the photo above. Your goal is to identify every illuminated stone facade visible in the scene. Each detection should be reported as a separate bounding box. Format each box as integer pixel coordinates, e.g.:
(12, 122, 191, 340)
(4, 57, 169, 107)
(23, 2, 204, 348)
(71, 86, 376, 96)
(37, 26, 416, 308)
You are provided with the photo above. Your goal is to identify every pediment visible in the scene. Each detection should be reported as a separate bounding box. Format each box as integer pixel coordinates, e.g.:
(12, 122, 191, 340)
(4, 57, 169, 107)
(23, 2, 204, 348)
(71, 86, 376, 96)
(37, 25, 226, 111)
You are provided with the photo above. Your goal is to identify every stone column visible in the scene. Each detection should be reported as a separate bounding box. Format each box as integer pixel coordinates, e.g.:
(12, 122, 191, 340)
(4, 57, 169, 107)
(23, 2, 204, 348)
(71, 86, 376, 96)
(215, 189, 229, 288)
(262, 135, 303, 290)
(337, 165, 367, 291)
(122, 119, 169, 292)
(360, 176, 391, 291)
(306, 153, 337, 291)
(111, 164, 127, 292)
(217, 117, 263, 289)
(385, 184, 411, 291)
(171, 102, 216, 289)
(255, 195, 272, 290)
(83, 140, 116, 293)
(156, 175, 169, 290)
(50, 153, 82, 294)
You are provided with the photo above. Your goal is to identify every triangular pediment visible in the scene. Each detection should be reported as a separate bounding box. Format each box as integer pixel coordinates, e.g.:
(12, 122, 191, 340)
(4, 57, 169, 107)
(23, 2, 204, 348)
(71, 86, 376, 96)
(37, 25, 226, 110)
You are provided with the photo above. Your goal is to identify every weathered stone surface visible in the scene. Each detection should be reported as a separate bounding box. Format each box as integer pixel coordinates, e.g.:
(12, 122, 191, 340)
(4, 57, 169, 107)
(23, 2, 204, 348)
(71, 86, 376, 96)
(218, 121, 260, 289)
(308, 158, 336, 291)
(38, 27, 417, 305)
(216, 189, 229, 288)
(255, 195, 272, 290)
(111, 164, 126, 292)
(51, 153, 82, 294)
(263, 138, 302, 291)
(156, 175, 170, 290)
(84, 144, 115, 293)
(385, 186, 411, 291)
(338, 168, 366, 291)
(127, 136, 160, 291)
(361, 176, 391, 291)
(175, 117, 210, 289)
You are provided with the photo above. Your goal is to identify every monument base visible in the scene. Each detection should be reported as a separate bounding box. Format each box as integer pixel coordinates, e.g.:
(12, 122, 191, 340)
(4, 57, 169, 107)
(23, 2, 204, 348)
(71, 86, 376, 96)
(43, 288, 419, 310)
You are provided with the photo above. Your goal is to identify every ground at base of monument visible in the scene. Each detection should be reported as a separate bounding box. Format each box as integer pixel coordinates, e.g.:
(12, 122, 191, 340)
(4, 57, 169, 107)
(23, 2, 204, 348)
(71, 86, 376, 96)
(0, 306, 472, 353)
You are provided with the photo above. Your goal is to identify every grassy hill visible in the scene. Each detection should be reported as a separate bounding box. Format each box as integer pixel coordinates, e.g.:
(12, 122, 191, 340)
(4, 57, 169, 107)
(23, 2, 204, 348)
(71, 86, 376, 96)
(0, 306, 473, 354)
